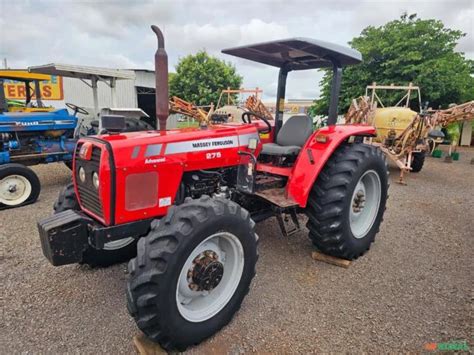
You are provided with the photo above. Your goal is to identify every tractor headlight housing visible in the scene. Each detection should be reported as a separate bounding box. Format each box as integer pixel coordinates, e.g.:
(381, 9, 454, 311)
(78, 167, 86, 183)
(92, 171, 99, 190)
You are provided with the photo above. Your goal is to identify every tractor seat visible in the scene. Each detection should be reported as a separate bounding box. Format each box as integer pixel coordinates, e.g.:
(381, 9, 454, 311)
(261, 115, 313, 156)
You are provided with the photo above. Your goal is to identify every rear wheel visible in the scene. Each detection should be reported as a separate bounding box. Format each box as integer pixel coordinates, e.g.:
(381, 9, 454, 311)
(91, 118, 154, 135)
(411, 152, 425, 173)
(306, 143, 389, 260)
(0, 163, 40, 209)
(124, 117, 154, 132)
(127, 196, 258, 351)
(54, 183, 138, 267)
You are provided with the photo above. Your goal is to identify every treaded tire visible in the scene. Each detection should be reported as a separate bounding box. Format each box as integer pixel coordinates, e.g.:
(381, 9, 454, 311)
(127, 195, 258, 352)
(306, 143, 389, 260)
(123, 118, 154, 132)
(411, 152, 425, 173)
(0, 163, 40, 209)
(54, 183, 80, 212)
(54, 183, 138, 267)
(95, 118, 154, 135)
(63, 161, 73, 170)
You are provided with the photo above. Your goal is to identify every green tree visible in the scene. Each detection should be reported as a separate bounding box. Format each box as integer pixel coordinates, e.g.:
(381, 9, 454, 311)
(169, 51, 243, 106)
(309, 14, 474, 116)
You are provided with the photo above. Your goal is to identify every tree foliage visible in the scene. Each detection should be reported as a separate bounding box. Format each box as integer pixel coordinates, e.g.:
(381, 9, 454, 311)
(309, 14, 474, 116)
(169, 51, 243, 106)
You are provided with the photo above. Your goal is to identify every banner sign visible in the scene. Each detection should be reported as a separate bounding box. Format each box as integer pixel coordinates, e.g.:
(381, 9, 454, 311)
(3, 75, 64, 100)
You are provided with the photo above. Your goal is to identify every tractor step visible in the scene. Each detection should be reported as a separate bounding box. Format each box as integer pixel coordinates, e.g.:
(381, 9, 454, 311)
(254, 175, 286, 192)
(254, 188, 298, 208)
(275, 208, 301, 237)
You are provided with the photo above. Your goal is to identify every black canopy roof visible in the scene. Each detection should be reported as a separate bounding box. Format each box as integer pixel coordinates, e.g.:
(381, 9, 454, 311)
(222, 37, 362, 70)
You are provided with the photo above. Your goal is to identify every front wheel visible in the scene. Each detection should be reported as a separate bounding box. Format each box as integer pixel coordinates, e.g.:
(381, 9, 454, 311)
(306, 143, 389, 260)
(0, 163, 41, 209)
(127, 196, 258, 351)
(54, 183, 138, 267)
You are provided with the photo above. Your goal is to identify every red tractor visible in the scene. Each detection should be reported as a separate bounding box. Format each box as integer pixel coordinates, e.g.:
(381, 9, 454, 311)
(38, 26, 389, 351)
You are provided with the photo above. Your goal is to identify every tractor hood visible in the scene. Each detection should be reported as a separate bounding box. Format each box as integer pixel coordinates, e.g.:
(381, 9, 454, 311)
(89, 123, 261, 169)
(0, 109, 78, 132)
(74, 124, 261, 225)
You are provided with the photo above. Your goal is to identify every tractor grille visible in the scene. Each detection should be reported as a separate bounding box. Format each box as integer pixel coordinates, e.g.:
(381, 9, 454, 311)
(75, 143, 104, 219)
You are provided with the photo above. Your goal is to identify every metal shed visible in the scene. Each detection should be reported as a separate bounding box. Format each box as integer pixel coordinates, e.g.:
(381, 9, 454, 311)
(29, 64, 136, 116)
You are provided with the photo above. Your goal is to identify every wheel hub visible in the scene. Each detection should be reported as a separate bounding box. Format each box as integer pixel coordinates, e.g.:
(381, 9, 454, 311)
(349, 170, 382, 239)
(187, 250, 224, 291)
(352, 190, 366, 213)
(1, 175, 31, 205)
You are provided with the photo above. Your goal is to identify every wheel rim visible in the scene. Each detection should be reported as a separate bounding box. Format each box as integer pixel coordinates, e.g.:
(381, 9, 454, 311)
(0, 175, 32, 206)
(349, 170, 382, 239)
(103, 237, 135, 250)
(176, 232, 244, 323)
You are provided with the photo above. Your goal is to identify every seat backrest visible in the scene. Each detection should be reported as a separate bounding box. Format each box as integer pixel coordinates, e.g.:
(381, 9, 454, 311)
(276, 115, 313, 147)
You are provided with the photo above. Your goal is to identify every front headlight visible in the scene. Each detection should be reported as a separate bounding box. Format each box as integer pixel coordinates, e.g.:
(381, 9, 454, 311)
(78, 167, 86, 183)
(92, 171, 99, 190)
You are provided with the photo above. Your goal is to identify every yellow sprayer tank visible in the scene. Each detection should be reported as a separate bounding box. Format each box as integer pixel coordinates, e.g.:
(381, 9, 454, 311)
(372, 107, 418, 143)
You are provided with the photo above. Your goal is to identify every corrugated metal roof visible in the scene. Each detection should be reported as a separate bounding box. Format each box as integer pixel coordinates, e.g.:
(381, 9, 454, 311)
(29, 63, 135, 80)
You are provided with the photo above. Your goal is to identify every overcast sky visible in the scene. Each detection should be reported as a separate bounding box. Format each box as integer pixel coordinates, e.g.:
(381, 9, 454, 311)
(1, 0, 472, 100)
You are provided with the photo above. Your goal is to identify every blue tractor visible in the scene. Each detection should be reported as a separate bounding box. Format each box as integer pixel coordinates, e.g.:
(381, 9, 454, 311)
(0, 72, 86, 209)
(1, 69, 155, 209)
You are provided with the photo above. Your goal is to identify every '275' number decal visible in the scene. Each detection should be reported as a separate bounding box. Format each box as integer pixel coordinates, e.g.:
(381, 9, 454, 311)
(206, 152, 222, 159)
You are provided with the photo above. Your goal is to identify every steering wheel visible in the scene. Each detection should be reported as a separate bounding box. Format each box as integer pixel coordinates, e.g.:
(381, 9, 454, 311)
(66, 102, 89, 116)
(241, 111, 272, 134)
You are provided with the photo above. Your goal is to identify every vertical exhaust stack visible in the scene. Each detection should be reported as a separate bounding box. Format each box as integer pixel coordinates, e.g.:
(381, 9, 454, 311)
(151, 25, 169, 131)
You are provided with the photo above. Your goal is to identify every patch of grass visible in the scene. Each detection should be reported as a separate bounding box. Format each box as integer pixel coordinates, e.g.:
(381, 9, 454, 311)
(177, 121, 199, 128)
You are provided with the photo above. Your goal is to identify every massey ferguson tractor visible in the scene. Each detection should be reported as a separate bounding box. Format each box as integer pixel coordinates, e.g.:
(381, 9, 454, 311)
(38, 26, 389, 351)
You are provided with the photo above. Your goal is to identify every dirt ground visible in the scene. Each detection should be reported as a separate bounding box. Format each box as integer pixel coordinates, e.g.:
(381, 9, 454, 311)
(2, 147, 473, 354)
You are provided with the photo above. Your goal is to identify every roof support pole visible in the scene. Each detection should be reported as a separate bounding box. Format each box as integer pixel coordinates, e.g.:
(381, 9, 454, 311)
(110, 78, 117, 107)
(91, 76, 99, 117)
(274, 66, 289, 140)
(327, 64, 342, 126)
(25, 80, 32, 105)
(0, 79, 7, 112)
(34, 80, 44, 107)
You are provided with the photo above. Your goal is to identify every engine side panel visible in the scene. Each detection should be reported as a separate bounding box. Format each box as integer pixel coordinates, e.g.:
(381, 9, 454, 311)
(0, 109, 77, 165)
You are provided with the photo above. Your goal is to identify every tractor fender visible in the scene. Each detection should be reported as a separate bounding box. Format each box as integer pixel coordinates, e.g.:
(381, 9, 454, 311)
(287, 124, 376, 207)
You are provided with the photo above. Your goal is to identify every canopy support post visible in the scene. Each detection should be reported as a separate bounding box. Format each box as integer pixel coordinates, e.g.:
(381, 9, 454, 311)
(328, 63, 342, 126)
(34, 80, 44, 107)
(275, 66, 289, 140)
(25, 80, 32, 106)
(91, 76, 99, 118)
(110, 78, 117, 107)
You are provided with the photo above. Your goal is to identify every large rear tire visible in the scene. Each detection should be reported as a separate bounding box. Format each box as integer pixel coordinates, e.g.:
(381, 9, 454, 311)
(127, 195, 258, 351)
(123, 117, 154, 132)
(54, 183, 138, 267)
(91, 117, 154, 135)
(306, 143, 389, 260)
(0, 163, 40, 209)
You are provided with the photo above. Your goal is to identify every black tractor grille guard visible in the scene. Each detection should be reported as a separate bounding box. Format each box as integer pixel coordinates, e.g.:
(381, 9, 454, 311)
(75, 143, 104, 219)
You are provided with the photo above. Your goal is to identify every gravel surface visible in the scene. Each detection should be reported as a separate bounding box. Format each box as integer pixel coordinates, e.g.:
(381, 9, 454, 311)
(2, 147, 473, 353)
